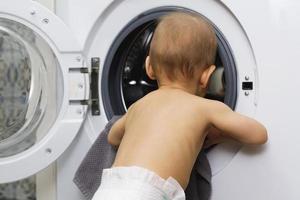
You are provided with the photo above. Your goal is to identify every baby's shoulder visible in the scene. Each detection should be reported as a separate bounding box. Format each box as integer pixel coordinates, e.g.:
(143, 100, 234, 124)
(188, 95, 216, 106)
(188, 96, 225, 115)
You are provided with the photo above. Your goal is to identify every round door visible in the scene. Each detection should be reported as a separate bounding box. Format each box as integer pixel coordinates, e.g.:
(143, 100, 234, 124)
(0, 0, 88, 183)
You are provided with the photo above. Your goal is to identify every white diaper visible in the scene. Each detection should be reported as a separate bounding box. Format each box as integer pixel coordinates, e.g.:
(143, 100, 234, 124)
(92, 166, 186, 200)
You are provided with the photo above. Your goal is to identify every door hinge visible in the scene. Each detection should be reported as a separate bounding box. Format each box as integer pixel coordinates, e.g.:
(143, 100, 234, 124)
(90, 57, 100, 116)
(69, 57, 100, 116)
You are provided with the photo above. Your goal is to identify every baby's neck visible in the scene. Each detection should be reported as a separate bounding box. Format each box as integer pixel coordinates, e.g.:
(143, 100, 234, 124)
(158, 83, 197, 95)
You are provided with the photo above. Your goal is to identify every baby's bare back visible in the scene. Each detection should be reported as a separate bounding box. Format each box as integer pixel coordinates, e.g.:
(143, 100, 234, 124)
(113, 90, 210, 189)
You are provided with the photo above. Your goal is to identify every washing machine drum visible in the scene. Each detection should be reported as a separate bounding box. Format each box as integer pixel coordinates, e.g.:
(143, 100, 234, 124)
(102, 14, 237, 118)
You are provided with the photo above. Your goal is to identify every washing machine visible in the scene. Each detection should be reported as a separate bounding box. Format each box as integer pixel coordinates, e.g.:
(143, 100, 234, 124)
(1, 0, 300, 199)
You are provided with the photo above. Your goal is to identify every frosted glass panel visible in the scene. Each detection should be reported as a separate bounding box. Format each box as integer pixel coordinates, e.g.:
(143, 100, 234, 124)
(0, 177, 36, 200)
(0, 18, 63, 157)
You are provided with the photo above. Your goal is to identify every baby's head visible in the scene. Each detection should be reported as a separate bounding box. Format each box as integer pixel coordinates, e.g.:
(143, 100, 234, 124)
(145, 12, 217, 95)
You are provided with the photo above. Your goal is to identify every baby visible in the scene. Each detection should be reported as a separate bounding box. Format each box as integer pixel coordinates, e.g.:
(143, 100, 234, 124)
(93, 12, 267, 200)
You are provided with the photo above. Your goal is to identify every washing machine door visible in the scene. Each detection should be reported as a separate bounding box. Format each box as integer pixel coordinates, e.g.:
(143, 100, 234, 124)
(0, 0, 89, 183)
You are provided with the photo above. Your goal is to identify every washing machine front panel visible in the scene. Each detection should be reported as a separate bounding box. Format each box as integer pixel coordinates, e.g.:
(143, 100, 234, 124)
(207, 1, 300, 199)
(53, 0, 300, 199)
(0, 0, 88, 183)
(84, 0, 257, 176)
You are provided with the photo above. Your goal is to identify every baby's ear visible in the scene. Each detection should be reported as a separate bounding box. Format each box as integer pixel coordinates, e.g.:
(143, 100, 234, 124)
(200, 65, 216, 89)
(145, 56, 156, 80)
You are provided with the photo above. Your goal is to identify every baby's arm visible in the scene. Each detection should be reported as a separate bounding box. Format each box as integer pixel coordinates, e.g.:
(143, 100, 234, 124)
(208, 102, 268, 145)
(204, 126, 230, 148)
(108, 115, 126, 147)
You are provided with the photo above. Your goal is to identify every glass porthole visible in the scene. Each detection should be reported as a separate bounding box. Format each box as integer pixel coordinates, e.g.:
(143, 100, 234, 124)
(0, 18, 63, 158)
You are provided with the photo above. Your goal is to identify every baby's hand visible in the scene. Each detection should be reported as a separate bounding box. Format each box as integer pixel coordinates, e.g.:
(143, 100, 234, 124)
(203, 127, 227, 149)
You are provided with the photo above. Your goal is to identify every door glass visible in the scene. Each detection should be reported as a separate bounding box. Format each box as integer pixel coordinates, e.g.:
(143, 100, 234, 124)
(0, 18, 63, 200)
(0, 18, 63, 158)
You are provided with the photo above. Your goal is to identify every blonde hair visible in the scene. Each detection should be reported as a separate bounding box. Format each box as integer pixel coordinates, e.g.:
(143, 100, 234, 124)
(149, 12, 217, 80)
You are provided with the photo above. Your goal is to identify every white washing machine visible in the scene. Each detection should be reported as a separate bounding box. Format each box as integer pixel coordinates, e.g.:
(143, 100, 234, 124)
(1, 0, 300, 200)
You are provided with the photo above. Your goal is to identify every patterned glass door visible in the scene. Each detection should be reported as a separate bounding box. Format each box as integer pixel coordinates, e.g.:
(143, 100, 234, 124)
(0, 17, 60, 199)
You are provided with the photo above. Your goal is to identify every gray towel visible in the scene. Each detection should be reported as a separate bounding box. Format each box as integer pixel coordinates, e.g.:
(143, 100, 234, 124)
(73, 116, 211, 200)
